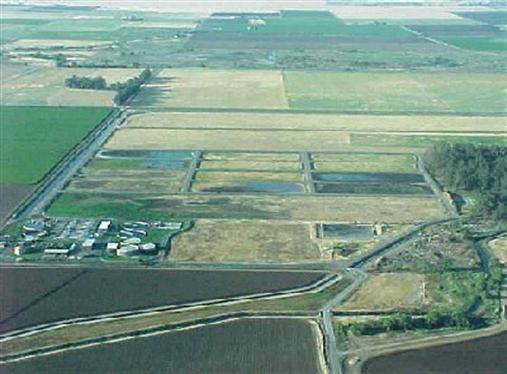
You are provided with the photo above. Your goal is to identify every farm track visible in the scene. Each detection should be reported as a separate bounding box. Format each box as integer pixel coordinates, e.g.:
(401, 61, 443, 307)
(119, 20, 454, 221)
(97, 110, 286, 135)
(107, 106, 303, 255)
(133, 106, 507, 117)
(124, 126, 507, 136)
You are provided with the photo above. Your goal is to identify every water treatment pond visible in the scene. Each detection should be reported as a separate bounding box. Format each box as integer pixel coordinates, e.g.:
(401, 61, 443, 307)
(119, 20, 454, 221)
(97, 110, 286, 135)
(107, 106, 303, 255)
(199, 181, 304, 193)
(322, 224, 374, 240)
(100, 150, 194, 161)
(315, 182, 433, 195)
(312, 172, 425, 184)
(99, 150, 193, 169)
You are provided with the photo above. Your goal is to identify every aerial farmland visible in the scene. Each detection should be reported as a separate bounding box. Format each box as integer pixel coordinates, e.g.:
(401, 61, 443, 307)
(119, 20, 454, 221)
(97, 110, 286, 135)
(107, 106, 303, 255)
(0, 2, 506, 374)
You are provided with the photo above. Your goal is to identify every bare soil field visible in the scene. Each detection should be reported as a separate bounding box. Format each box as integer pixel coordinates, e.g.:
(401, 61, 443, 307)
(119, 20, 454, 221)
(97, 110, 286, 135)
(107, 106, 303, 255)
(0, 318, 324, 374)
(171, 219, 320, 262)
(0, 184, 34, 225)
(104, 128, 351, 151)
(337, 273, 425, 312)
(132, 69, 288, 109)
(371, 222, 480, 272)
(488, 236, 507, 264)
(364, 330, 507, 374)
(0, 267, 325, 334)
(124, 111, 505, 133)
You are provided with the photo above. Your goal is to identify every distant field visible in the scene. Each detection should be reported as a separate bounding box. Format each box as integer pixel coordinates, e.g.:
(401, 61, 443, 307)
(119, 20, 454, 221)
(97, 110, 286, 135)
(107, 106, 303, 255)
(330, 6, 470, 20)
(407, 24, 506, 52)
(337, 273, 425, 312)
(0, 66, 141, 106)
(0, 267, 324, 333)
(284, 71, 506, 113)
(454, 11, 507, 26)
(105, 128, 351, 151)
(3, 38, 113, 49)
(313, 154, 416, 173)
(48, 193, 445, 223)
(132, 69, 288, 109)
(171, 219, 320, 262)
(0, 106, 110, 185)
(1, 319, 324, 374)
(125, 111, 505, 133)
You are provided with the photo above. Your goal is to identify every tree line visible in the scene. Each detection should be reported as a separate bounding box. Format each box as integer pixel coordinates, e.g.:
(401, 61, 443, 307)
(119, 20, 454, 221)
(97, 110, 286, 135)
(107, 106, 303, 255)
(424, 143, 507, 220)
(112, 68, 152, 105)
(65, 68, 152, 105)
(65, 75, 107, 90)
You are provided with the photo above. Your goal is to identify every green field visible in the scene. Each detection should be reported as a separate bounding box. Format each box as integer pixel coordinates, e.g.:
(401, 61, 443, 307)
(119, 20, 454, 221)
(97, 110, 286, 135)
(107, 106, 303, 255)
(0, 106, 110, 184)
(47, 192, 445, 223)
(284, 71, 506, 113)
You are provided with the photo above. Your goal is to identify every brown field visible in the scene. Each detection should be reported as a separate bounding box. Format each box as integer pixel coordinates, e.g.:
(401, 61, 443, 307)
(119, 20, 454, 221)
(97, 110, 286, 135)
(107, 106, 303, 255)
(489, 236, 507, 264)
(124, 111, 505, 133)
(337, 273, 425, 312)
(170, 219, 320, 262)
(132, 69, 288, 109)
(104, 128, 351, 151)
(0, 184, 34, 225)
(143, 194, 444, 222)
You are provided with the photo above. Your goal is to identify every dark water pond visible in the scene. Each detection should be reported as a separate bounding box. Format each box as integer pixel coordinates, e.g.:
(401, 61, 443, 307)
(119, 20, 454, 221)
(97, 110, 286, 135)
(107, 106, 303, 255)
(315, 182, 433, 195)
(364, 330, 507, 374)
(101, 150, 193, 161)
(99, 150, 193, 169)
(200, 181, 304, 193)
(323, 224, 374, 240)
(313, 172, 425, 184)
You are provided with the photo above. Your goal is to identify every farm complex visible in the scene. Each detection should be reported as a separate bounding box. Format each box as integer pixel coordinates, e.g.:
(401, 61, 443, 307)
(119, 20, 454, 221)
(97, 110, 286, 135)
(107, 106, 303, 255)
(0, 2, 506, 374)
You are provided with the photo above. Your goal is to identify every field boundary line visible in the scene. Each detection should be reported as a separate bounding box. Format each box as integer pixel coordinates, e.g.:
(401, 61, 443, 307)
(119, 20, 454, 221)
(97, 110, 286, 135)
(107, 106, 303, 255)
(0, 313, 319, 365)
(0, 273, 338, 342)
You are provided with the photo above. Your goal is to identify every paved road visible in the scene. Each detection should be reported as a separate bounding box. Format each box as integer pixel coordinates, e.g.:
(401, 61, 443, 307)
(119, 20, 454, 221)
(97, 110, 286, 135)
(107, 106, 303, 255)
(180, 151, 202, 192)
(416, 155, 458, 218)
(300, 151, 315, 193)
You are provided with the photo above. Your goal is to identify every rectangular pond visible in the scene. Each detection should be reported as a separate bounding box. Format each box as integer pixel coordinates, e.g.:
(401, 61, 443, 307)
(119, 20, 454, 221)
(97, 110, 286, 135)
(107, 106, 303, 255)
(322, 224, 374, 240)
